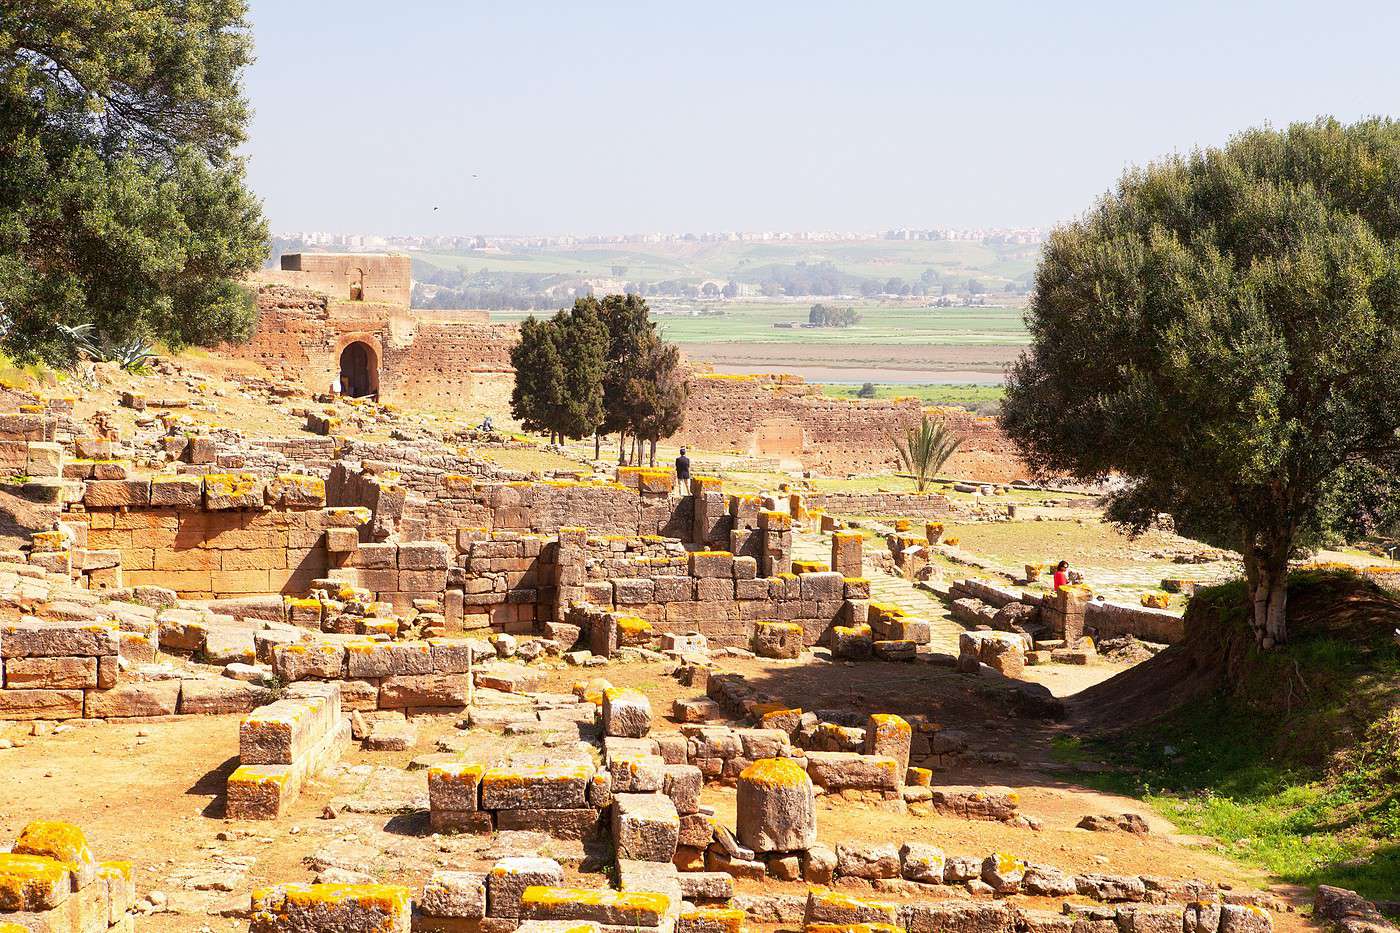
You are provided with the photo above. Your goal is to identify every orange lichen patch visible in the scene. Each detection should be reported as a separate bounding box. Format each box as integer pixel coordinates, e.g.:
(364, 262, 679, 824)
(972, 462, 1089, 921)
(0, 853, 70, 911)
(326, 506, 373, 526)
(30, 530, 67, 552)
(0, 922, 32, 933)
(943, 536, 961, 546)
(361, 619, 398, 636)
(1058, 583, 1092, 597)
(869, 714, 911, 734)
(280, 882, 411, 913)
(229, 765, 291, 786)
(691, 475, 724, 494)
(1139, 592, 1171, 609)
(13, 821, 94, 874)
(202, 472, 258, 495)
(682, 907, 747, 933)
(97, 860, 132, 883)
(832, 623, 872, 638)
(868, 601, 905, 619)
(284, 596, 322, 610)
(1006, 791, 1020, 804)
(806, 924, 901, 933)
(520, 886, 670, 915)
(992, 852, 1025, 874)
(833, 529, 863, 541)
(758, 509, 792, 528)
(615, 616, 652, 635)
(907, 766, 933, 786)
(759, 707, 803, 728)
(791, 559, 830, 574)
(482, 762, 593, 786)
(739, 757, 810, 788)
(572, 678, 612, 705)
(442, 474, 476, 495)
(429, 763, 485, 783)
(893, 518, 913, 533)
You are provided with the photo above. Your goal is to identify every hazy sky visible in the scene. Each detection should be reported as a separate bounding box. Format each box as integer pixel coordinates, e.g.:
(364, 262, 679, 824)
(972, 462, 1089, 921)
(243, 1, 1400, 236)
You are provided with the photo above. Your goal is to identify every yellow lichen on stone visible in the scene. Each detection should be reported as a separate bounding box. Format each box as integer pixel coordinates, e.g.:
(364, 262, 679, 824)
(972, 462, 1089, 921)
(482, 763, 593, 785)
(680, 907, 746, 933)
(615, 616, 651, 635)
(739, 757, 810, 788)
(429, 763, 485, 783)
(203, 472, 258, 496)
(993, 852, 1025, 874)
(520, 886, 670, 915)
(229, 765, 291, 786)
(791, 559, 830, 574)
(806, 925, 901, 933)
(907, 766, 933, 786)
(869, 713, 911, 733)
(0, 853, 69, 911)
(280, 882, 411, 913)
(13, 820, 94, 873)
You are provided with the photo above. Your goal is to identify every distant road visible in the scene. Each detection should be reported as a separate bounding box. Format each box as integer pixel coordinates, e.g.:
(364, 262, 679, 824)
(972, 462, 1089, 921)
(685, 341, 1020, 386)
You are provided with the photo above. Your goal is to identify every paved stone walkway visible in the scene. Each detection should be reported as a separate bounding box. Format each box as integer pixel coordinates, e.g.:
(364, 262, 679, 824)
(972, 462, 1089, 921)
(790, 526, 967, 652)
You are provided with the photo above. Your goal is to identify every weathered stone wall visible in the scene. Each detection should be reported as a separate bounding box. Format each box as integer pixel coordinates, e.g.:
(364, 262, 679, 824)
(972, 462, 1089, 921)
(803, 491, 953, 518)
(673, 374, 1028, 480)
(227, 284, 517, 407)
(263, 252, 413, 306)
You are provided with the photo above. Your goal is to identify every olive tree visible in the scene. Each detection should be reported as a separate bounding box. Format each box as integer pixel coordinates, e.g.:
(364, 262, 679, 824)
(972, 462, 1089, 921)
(1001, 118, 1400, 646)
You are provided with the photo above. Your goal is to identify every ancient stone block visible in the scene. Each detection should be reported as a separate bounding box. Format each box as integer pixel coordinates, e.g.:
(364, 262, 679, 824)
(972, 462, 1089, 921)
(612, 792, 680, 862)
(736, 757, 815, 853)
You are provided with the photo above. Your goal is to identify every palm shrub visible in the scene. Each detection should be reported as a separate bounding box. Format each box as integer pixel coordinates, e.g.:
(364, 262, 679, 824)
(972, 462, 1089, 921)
(894, 415, 963, 492)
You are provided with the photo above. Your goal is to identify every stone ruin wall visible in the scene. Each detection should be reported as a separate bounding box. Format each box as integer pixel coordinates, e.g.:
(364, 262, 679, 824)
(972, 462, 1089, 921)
(229, 281, 515, 408)
(674, 374, 1030, 480)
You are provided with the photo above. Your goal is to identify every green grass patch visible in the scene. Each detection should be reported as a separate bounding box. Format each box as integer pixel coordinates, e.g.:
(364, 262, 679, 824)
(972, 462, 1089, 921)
(821, 382, 1006, 409)
(1067, 592, 1400, 902)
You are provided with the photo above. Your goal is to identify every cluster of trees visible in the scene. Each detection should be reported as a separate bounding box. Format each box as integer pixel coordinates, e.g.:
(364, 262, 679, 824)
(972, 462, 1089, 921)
(510, 295, 687, 464)
(808, 304, 861, 327)
(1003, 117, 1400, 647)
(2, 2, 268, 366)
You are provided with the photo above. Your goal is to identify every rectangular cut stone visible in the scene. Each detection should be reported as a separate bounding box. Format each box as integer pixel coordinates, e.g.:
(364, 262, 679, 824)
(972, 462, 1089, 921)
(519, 886, 669, 928)
(420, 870, 488, 920)
(84, 680, 181, 718)
(487, 857, 565, 918)
(494, 809, 603, 840)
(803, 751, 901, 791)
(379, 673, 470, 708)
(2, 620, 118, 657)
(4, 656, 97, 688)
(429, 763, 485, 812)
(612, 792, 680, 862)
(480, 762, 593, 809)
(0, 688, 85, 721)
(251, 882, 411, 931)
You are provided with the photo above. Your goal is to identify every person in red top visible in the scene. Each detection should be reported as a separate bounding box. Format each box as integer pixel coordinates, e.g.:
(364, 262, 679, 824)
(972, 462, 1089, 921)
(1052, 560, 1071, 590)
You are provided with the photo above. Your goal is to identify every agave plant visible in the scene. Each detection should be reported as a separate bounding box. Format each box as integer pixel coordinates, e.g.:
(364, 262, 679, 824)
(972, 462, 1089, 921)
(893, 415, 964, 493)
(60, 325, 157, 374)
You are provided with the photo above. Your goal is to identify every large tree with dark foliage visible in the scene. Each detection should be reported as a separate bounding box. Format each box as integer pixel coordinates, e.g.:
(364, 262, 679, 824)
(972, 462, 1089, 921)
(1002, 118, 1400, 647)
(510, 300, 608, 444)
(0, 1, 268, 365)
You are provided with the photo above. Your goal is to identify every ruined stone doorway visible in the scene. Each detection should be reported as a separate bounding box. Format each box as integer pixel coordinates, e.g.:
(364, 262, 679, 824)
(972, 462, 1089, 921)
(339, 341, 378, 398)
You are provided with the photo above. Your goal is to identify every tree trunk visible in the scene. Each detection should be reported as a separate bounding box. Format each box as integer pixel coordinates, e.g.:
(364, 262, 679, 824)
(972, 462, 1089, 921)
(1244, 543, 1290, 648)
(594, 432, 601, 460)
(649, 439, 657, 466)
(618, 431, 626, 465)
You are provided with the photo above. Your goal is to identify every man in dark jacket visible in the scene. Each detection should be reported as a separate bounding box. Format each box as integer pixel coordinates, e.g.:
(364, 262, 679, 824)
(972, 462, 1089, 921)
(675, 447, 691, 482)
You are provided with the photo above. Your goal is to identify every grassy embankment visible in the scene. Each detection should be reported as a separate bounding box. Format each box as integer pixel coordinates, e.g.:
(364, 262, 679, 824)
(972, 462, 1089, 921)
(1057, 571, 1400, 902)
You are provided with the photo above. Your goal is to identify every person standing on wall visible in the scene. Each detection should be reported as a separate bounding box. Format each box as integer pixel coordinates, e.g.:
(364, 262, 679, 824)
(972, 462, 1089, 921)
(675, 447, 691, 483)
